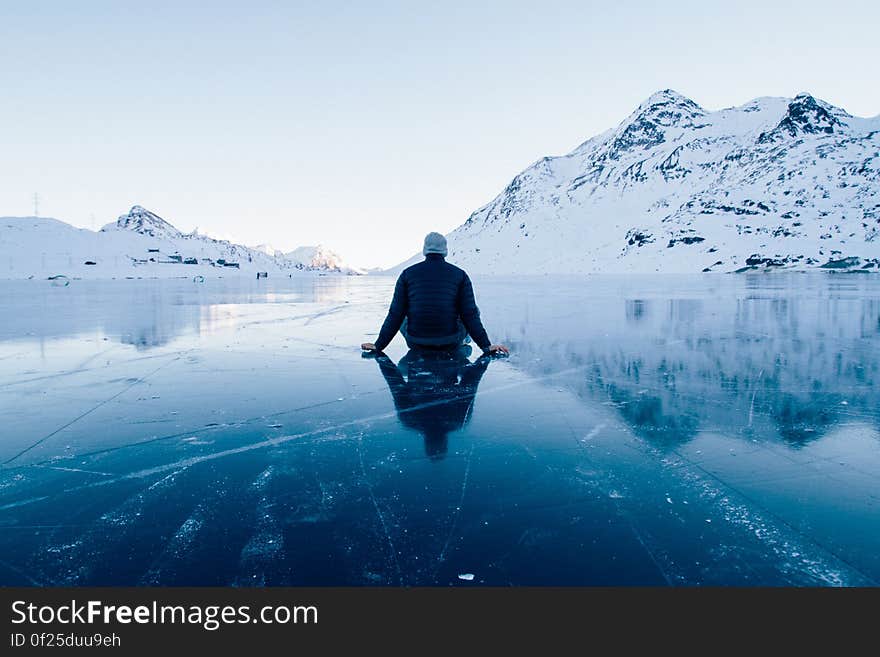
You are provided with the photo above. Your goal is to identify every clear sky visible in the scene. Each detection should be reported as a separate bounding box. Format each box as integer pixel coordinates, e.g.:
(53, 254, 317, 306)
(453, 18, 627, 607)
(2, 1, 878, 268)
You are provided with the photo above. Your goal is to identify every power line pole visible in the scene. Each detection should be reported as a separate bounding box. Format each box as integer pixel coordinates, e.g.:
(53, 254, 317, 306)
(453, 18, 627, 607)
(33, 192, 40, 217)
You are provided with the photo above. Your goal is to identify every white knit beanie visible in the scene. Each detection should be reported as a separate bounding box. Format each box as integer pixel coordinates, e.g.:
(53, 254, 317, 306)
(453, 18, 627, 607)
(422, 232, 448, 256)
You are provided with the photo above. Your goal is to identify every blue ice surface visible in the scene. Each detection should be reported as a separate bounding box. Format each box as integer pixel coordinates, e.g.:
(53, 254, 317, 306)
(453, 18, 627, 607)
(0, 273, 878, 586)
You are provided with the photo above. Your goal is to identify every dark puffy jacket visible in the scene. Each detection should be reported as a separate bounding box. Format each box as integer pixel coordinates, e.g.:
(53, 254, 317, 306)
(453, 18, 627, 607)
(374, 254, 491, 352)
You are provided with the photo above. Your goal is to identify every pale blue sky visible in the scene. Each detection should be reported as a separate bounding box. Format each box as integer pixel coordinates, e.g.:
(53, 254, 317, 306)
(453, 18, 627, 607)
(2, 1, 878, 268)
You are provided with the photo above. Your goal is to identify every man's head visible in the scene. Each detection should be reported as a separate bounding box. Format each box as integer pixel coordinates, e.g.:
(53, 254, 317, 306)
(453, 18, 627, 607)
(422, 232, 448, 257)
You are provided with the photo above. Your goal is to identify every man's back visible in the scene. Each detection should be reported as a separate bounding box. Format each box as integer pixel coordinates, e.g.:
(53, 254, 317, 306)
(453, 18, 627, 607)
(399, 255, 470, 342)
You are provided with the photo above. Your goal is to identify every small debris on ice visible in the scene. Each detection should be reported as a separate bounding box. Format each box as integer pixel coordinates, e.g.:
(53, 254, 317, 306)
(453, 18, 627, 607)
(181, 436, 214, 446)
(666, 496, 673, 504)
(337, 397, 344, 401)
(458, 573, 475, 581)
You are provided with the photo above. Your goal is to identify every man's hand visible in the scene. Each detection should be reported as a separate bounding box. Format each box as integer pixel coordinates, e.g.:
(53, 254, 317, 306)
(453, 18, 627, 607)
(361, 342, 378, 351)
(486, 344, 510, 356)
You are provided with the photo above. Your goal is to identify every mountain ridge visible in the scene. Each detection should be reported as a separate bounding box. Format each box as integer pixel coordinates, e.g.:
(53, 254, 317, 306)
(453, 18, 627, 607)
(391, 90, 880, 274)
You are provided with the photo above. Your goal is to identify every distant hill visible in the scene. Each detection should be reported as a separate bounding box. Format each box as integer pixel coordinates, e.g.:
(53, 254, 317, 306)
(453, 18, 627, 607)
(0, 205, 362, 279)
(284, 245, 360, 273)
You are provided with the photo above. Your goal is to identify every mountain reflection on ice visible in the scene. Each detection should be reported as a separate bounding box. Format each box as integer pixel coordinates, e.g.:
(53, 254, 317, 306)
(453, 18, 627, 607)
(0, 274, 878, 586)
(485, 275, 880, 450)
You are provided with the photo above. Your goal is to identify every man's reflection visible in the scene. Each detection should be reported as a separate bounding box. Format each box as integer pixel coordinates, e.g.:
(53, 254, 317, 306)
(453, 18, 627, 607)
(368, 347, 491, 459)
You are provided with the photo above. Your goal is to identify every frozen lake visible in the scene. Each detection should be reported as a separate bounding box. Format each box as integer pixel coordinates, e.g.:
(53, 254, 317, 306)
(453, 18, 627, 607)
(1, 273, 879, 586)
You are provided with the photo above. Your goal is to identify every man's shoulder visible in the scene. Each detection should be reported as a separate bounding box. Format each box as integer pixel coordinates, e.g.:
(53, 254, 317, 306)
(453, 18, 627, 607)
(443, 260, 466, 276)
(400, 262, 421, 278)
(443, 261, 469, 285)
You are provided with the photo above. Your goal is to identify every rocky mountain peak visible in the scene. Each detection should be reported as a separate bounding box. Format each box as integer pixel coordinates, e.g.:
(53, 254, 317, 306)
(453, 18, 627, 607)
(110, 205, 183, 239)
(633, 89, 705, 126)
(602, 90, 707, 160)
(759, 93, 843, 142)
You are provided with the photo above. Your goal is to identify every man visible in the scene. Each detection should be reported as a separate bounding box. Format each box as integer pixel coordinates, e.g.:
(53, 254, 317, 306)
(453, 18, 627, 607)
(361, 232, 509, 355)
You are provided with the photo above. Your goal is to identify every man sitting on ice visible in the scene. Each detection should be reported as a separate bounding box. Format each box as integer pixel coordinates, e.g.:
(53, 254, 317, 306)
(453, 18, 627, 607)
(361, 232, 509, 356)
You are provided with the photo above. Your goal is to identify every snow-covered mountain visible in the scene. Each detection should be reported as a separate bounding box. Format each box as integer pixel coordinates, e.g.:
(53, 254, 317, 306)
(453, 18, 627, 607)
(250, 242, 285, 258)
(284, 245, 360, 273)
(0, 205, 362, 279)
(394, 90, 880, 274)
